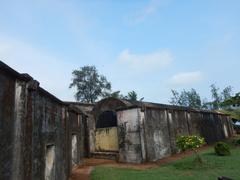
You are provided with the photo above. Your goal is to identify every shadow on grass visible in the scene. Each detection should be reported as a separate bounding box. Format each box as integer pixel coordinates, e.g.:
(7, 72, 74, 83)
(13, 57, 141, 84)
(171, 154, 222, 171)
(202, 152, 216, 156)
(173, 161, 217, 171)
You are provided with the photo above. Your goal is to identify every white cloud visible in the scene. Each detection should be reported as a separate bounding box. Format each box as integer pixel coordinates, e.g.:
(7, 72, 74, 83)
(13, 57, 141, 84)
(0, 34, 76, 101)
(169, 71, 203, 86)
(117, 49, 172, 73)
(133, 0, 166, 23)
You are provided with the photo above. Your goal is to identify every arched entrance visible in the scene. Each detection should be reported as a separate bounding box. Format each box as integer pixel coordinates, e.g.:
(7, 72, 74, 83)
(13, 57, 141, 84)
(95, 111, 119, 152)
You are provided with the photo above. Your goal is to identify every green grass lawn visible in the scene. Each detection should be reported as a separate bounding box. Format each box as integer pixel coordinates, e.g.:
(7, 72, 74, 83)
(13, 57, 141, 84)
(91, 145, 240, 180)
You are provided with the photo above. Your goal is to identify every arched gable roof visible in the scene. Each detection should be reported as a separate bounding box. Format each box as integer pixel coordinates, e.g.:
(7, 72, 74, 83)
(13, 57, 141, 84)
(93, 97, 133, 116)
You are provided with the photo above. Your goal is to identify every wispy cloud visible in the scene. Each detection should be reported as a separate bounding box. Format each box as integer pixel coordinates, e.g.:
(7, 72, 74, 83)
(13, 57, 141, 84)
(0, 34, 75, 101)
(169, 71, 203, 86)
(117, 49, 172, 73)
(133, 0, 166, 23)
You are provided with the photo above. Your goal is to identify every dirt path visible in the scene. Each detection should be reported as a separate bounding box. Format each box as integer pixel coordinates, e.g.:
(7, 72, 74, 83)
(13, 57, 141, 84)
(69, 145, 210, 180)
(69, 159, 117, 180)
(69, 166, 93, 180)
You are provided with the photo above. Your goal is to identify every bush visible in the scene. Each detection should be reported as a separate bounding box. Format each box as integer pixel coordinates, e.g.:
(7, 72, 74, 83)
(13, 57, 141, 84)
(233, 139, 240, 146)
(176, 135, 205, 152)
(214, 142, 231, 156)
(176, 135, 205, 163)
(235, 139, 240, 145)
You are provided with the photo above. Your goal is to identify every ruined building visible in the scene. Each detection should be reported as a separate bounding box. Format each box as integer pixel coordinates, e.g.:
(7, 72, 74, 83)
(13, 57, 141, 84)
(0, 61, 234, 180)
(0, 61, 88, 180)
(87, 98, 234, 163)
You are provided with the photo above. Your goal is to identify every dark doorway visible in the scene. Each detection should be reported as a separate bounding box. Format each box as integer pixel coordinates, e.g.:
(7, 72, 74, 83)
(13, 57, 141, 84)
(82, 116, 90, 157)
(96, 111, 117, 128)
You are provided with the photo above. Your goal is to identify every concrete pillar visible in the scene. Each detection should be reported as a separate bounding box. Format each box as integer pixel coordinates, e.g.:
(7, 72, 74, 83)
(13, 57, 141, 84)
(138, 109, 146, 162)
(11, 80, 27, 180)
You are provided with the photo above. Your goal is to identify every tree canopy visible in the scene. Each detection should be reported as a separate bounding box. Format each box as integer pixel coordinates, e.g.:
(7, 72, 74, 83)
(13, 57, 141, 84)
(210, 84, 222, 110)
(170, 89, 202, 108)
(69, 66, 111, 103)
(127, 91, 138, 101)
(209, 84, 233, 110)
(106, 90, 139, 101)
(222, 92, 240, 107)
(107, 91, 125, 99)
(169, 84, 235, 110)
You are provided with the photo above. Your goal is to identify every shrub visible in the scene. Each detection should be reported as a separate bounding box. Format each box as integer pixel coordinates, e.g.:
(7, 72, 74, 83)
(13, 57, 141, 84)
(233, 139, 240, 146)
(214, 142, 231, 156)
(176, 135, 205, 151)
(176, 135, 205, 163)
(236, 139, 240, 145)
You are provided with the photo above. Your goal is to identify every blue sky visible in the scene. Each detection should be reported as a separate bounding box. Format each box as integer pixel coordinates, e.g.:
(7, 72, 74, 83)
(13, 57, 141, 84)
(0, 0, 239, 103)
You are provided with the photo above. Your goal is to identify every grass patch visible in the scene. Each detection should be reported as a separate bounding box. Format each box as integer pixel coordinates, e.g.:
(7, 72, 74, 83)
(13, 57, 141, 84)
(91, 146, 240, 180)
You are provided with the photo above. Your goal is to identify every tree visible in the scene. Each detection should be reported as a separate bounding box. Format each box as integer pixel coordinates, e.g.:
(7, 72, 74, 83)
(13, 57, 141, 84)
(209, 84, 233, 110)
(201, 98, 211, 110)
(187, 89, 202, 109)
(221, 86, 233, 101)
(222, 92, 240, 107)
(127, 91, 138, 101)
(210, 84, 222, 110)
(220, 92, 240, 120)
(104, 90, 139, 101)
(107, 91, 125, 99)
(170, 90, 181, 105)
(170, 89, 202, 108)
(170, 90, 188, 106)
(170, 84, 235, 110)
(69, 66, 111, 103)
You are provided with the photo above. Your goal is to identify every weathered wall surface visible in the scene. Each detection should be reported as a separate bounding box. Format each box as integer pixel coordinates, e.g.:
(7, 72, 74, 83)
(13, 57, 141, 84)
(144, 107, 234, 162)
(167, 110, 191, 154)
(187, 112, 202, 136)
(116, 106, 234, 163)
(117, 108, 143, 163)
(95, 127, 119, 152)
(93, 98, 234, 164)
(0, 62, 85, 180)
(144, 109, 171, 161)
(67, 109, 84, 172)
(0, 70, 17, 180)
(67, 102, 94, 156)
(88, 114, 96, 154)
(31, 91, 68, 180)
